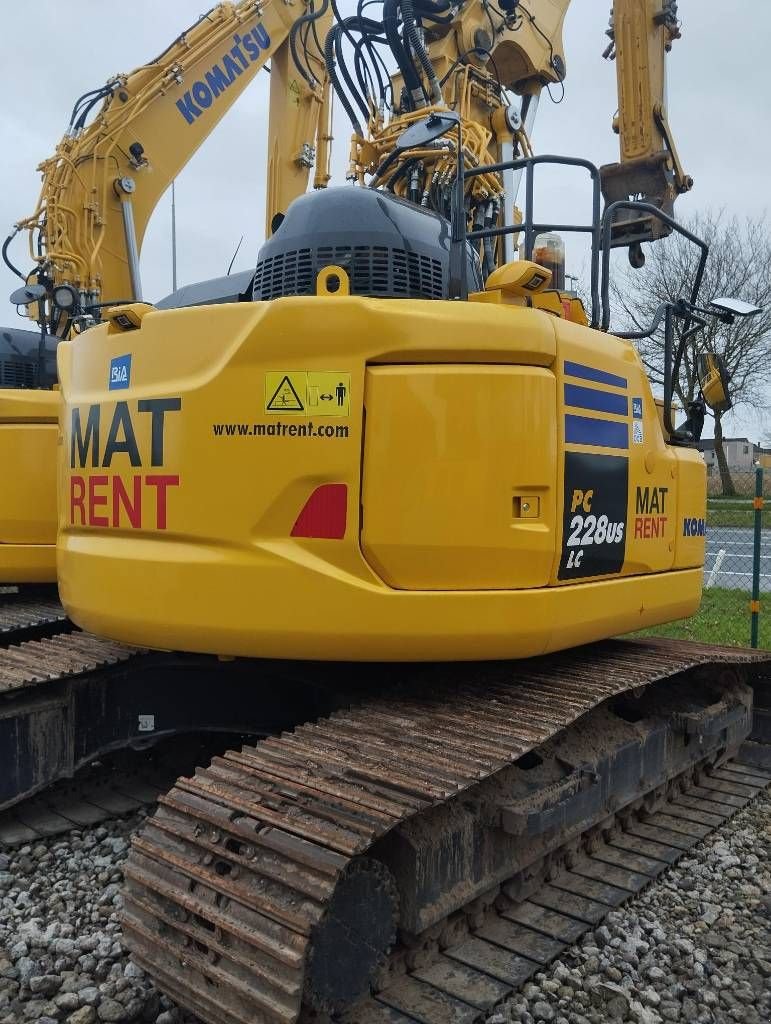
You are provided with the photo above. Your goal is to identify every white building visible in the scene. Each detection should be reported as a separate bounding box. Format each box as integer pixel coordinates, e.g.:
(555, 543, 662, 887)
(696, 437, 770, 470)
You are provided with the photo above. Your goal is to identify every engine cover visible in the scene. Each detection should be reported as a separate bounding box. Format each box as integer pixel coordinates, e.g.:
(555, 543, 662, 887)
(253, 187, 482, 301)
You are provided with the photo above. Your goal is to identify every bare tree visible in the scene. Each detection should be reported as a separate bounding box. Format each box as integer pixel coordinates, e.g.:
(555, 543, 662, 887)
(611, 210, 771, 495)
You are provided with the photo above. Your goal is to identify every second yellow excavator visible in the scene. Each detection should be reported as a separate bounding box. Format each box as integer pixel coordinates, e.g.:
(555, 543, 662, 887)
(1, 0, 332, 586)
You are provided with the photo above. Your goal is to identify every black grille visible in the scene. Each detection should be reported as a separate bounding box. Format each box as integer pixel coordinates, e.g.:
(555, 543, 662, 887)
(0, 359, 36, 388)
(253, 245, 445, 301)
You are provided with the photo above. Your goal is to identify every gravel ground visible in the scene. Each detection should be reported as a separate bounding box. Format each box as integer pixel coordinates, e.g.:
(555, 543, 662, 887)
(487, 789, 771, 1024)
(0, 810, 200, 1024)
(0, 790, 768, 1024)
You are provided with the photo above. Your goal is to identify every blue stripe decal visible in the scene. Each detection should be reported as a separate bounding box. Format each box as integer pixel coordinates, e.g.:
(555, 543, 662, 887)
(564, 360, 627, 390)
(564, 383, 629, 416)
(565, 414, 629, 450)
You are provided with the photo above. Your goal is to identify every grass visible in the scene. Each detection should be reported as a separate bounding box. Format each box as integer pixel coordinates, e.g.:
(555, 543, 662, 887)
(708, 499, 755, 510)
(706, 505, 770, 529)
(629, 586, 769, 649)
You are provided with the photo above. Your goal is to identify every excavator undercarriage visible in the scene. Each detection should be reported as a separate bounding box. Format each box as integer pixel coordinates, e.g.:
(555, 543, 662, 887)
(3, 598, 767, 1024)
(120, 641, 768, 1024)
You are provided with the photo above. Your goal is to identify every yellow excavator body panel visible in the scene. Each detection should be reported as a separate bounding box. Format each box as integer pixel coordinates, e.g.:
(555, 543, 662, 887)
(0, 389, 58, 583)
(56, 297, 706, 661)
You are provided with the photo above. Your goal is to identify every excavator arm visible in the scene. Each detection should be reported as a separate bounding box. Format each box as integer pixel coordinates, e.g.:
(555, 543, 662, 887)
(600, 0, 693, 250)
(335, 0, 689, 269)
(11, 0, 331, 320)
(334, 0, 570, 277)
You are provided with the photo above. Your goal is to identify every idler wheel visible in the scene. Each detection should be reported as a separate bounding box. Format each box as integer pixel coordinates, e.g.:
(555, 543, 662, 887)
(305, 858, 398, 1012)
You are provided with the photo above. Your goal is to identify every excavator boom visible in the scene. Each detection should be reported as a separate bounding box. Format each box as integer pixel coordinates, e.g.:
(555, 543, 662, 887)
(11, 0, 331, 315)
(600, 0, 693, 249)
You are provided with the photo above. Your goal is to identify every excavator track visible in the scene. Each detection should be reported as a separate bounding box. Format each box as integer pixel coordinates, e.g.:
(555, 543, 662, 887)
(0, 632, 346, 837)
(0, 629, 148, 835)
(0, 630, 139, 693)
(0, 586, 69, 646)
(346, 754, 771, 1024)
(122, 638, 771, 1024)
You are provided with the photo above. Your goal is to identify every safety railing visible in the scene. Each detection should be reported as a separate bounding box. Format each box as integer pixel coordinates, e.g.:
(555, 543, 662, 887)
(462, 154, 603, 328)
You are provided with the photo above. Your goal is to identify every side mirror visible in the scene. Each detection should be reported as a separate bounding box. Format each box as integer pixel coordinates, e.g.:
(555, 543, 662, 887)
(709, 296, 762, 321)
(396, 111, 460, 150)
(9, 283, 47, 306)
(697, 352, 732, 413)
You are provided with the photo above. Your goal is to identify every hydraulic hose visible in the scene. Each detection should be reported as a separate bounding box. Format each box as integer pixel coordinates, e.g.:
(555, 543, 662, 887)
(385, 156, 419, 192)
(414, 0, 455, 22)
(324, 25, 364, 135)
(414, 0, 454, 12)
(402, 27, 428, 105)
(290, 0, 330, 88)
(353, 37, 377, 102)
(384, 0, 423, 108)
(350, 18, 394, 107)
(414, 8, 456, 23)
(401, 0, 444, 104)
(2, 229, 25, 281)
(333, 24, 372, 124)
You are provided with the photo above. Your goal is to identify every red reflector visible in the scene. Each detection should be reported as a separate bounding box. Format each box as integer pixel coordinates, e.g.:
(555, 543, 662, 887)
(291, 484, 347, 539)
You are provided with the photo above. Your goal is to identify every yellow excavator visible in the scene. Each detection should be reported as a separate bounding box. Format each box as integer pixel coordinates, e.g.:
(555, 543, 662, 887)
(1, 0, 332, 587)
(2, 3, 768, 1024)
(55, 0, 709, 661)
(1, 0, 692, 593)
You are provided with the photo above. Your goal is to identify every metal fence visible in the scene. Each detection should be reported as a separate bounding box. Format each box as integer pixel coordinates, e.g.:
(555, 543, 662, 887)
(704, 466, 767, 647)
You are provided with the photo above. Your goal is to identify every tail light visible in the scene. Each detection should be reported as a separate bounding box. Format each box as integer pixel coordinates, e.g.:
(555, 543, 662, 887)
(291, 484, 347, 540)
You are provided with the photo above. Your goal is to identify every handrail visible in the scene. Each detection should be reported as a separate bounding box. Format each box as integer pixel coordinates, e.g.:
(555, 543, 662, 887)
(460, 154, 602, 328)
(599, 200, 709, 331)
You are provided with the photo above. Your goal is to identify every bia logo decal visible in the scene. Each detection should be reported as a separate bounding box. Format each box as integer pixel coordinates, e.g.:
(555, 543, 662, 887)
(683, 517, 706, 537)
(109, 354, 131, 391)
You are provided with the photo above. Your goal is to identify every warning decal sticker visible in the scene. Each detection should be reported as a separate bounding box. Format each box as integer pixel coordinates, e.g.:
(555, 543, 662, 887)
(264, 371, 351, 417)
(266, 374, 305, 412)
(558, 452, 628, 580)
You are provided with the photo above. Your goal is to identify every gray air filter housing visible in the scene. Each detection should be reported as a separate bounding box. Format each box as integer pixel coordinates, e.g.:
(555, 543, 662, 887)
(0, 327, 60, 389)
(156, 269, 255, 310)
(253, 187, 482, 301)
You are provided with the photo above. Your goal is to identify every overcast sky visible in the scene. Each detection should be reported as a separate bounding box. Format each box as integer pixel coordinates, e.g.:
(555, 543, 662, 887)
(1, 0, 767, 440)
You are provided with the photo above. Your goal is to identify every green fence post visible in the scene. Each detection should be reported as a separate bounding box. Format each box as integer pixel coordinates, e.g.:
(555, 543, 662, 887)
(751, 466, 763, 648)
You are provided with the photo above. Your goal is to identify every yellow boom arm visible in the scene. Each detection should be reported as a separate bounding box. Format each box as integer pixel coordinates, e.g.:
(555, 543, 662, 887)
(600, 0, 693, 246)
(15, 0, 331, 310)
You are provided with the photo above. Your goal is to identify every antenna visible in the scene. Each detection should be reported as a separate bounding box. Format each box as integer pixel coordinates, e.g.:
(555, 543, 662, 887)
(227, 236, 244, 277)
(171, 180, 178, 292)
